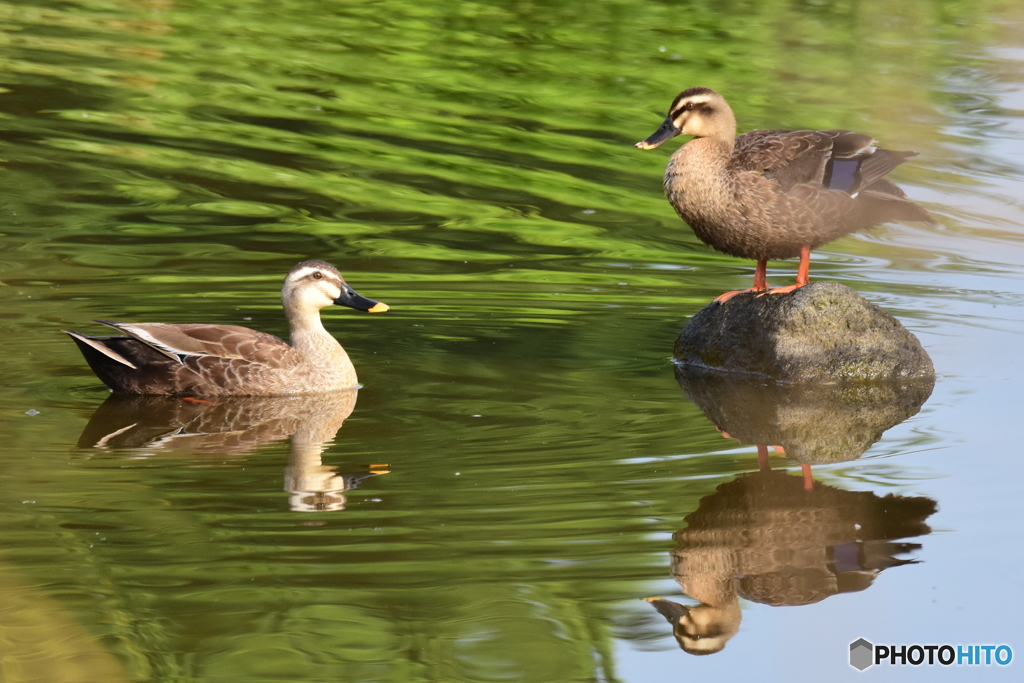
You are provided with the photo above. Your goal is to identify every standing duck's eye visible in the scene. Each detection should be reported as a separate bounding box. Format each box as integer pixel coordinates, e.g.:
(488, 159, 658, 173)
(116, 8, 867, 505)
(313, 271, 323, 280)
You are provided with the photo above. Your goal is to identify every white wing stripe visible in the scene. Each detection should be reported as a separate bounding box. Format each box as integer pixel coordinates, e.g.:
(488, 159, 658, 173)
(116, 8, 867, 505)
(126, 327, 205, 363)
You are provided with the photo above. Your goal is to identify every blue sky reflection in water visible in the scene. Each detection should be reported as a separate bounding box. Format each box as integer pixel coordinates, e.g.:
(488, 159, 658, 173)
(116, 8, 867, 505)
(0, 1, 1023, 682)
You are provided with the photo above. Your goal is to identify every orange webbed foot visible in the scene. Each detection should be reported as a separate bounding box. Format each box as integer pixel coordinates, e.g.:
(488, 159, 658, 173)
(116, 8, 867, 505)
(756, 283, 807, 297)
(714, 287, 768, 304)
(716, 258, 772, 303)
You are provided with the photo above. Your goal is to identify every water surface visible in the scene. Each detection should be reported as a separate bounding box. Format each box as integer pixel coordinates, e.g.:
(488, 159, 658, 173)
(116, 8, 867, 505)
(1, 1, 1023, 681)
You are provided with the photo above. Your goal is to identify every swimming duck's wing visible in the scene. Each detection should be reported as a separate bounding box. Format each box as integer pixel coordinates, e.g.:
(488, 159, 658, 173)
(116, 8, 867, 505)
(96, 321, 292, 367)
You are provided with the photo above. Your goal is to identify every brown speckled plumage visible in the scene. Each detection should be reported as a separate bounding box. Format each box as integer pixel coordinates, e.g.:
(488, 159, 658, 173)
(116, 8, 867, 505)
(637, 88, 933, 295)
(66, 260, 388, 396)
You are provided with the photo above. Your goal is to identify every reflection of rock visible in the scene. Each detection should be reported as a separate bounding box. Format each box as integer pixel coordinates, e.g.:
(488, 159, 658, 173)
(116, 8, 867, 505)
(674, 282, 934, 382)
(647, 469, 936, 655)
(675, 365, 934, 464)
(77, 391, 385, 511)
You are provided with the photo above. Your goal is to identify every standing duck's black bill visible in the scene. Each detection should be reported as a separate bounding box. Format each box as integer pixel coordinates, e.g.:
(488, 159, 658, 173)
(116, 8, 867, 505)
(636, 115, 681, 149)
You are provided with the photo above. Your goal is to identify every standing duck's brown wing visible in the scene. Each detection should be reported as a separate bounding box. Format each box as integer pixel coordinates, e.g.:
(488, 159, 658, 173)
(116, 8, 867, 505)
(732, 129, 844, 192)
(733, 129, 934, 230)
(734, 129, 922, 197)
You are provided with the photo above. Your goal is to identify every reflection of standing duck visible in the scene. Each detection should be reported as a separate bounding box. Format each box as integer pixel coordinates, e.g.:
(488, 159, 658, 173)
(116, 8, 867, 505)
(647, 469, 936, 655)
(645, 576, 741, 656)
(636, 87, 933, 302)
(66, 260, 388, 396)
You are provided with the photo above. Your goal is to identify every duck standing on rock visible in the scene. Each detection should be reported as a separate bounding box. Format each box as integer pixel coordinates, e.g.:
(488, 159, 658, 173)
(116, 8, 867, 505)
(636, 87, 934, 302)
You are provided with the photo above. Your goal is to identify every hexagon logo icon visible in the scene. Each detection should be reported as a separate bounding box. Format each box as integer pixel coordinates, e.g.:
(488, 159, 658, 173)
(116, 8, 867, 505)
(850, 638, 874, 671)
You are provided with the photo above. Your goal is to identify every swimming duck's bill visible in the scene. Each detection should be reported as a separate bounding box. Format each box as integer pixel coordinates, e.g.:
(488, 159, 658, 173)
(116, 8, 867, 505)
(334, 286, 389, 313)
(636, 115, 681, 149)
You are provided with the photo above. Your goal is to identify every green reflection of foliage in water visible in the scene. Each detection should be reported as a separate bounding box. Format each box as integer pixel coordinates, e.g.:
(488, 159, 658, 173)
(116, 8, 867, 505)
(2, 0, 1012, 273)
(0, 0, 1018, 680)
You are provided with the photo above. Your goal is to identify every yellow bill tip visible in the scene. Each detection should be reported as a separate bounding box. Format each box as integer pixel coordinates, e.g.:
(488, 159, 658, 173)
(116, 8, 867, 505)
(368, 302, 389, 313)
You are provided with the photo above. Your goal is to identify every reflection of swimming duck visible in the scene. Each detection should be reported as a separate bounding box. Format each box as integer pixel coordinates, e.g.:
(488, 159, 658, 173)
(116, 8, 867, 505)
(77, 391, 358, 454)
(78, 391, 387, 511)
(646, 469, 936, 655)
(66, 261, 388, 396)
(636, 87, 933, 301)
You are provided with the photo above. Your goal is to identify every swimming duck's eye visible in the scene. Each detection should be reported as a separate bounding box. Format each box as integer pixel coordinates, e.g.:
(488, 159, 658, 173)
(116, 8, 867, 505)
(684, 102, 695, 111)
(313, 271, 323, 280)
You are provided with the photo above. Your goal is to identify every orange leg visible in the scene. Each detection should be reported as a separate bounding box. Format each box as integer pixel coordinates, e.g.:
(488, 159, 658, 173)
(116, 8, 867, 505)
(759, 245, 811, 296)
(796, 244, 811, 287)
(801, 463, 814, 491)
(714, 259, 770, 304)
(753, 259, 769, 290)
(757, 444, 770, 471)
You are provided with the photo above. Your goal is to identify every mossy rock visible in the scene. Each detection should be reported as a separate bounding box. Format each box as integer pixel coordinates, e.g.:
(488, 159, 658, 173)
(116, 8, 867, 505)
(674, 282, 934, 382)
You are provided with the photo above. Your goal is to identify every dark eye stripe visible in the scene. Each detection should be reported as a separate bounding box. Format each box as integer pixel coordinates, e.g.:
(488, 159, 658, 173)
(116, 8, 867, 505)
(673, 102, 711, 117)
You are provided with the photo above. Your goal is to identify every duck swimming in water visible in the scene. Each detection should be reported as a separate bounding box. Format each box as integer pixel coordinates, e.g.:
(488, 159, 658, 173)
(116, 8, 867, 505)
(66, 260, 388, 396)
